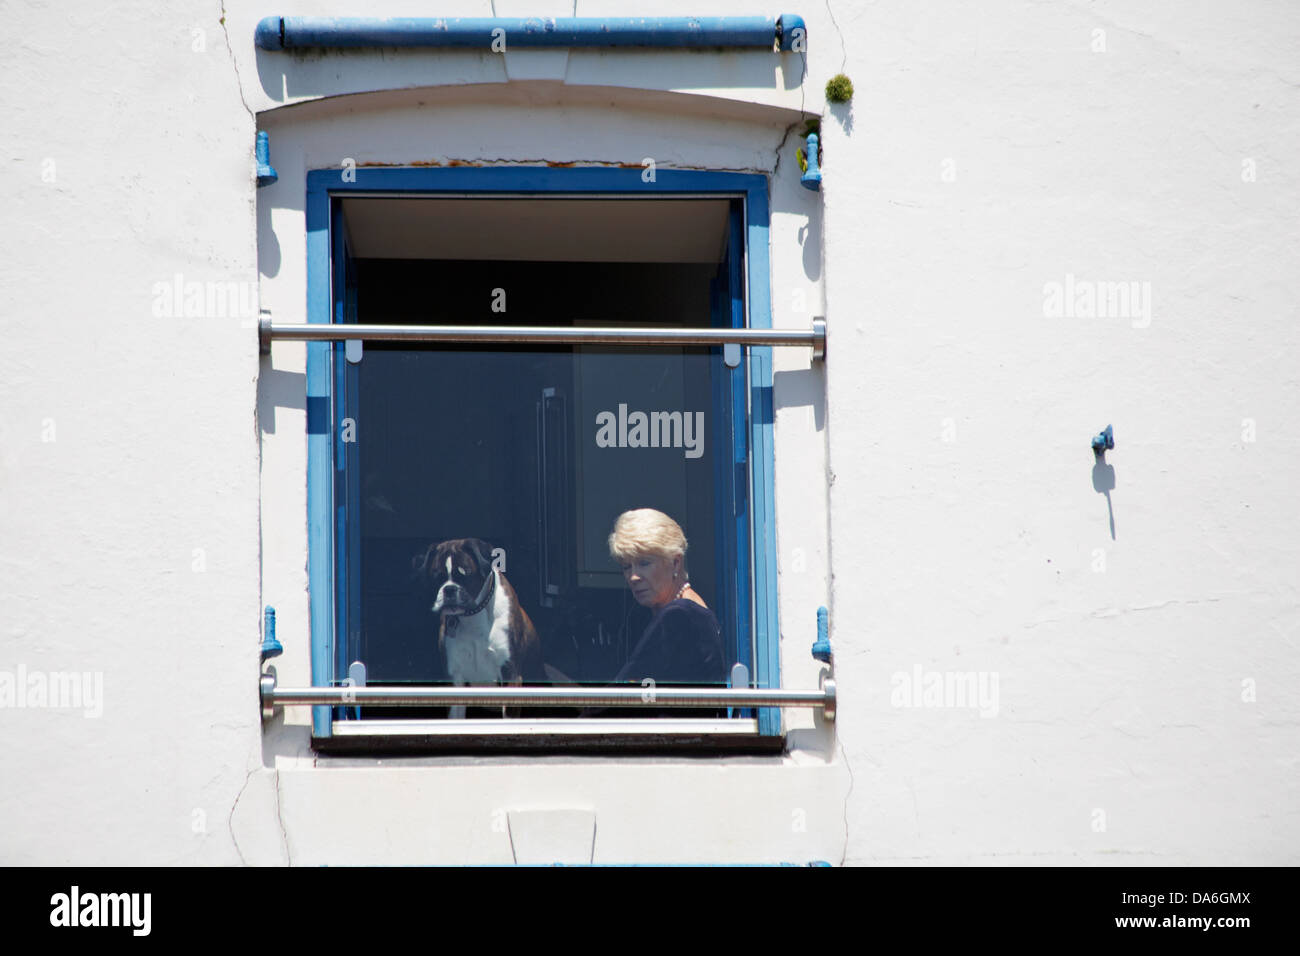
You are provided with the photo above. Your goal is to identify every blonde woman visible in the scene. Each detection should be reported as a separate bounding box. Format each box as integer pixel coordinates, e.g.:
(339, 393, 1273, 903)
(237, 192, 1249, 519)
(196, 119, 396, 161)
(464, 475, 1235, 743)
(607, 508, 725, 688)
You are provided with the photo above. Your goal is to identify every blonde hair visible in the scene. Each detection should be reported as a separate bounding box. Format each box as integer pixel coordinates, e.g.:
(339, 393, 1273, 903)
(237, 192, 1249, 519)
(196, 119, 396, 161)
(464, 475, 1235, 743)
(608, 508, 688, 571)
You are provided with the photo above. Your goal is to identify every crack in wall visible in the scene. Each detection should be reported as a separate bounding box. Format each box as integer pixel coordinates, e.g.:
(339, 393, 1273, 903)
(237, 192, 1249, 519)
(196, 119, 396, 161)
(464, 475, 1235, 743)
(772, 118, 805, 178)
(825, 0, 848, 74)
(228, 763, 291, 866)
(227, 767, 256, 866)
(837, 736, 854, 866)
(274, 768, 292, 865)
(772, 38, 809, 177)
(220, 1, 256, 124)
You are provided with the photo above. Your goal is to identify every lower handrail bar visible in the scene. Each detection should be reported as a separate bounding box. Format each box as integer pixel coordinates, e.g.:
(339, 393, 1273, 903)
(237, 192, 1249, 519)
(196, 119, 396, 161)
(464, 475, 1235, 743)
(260, 674, 835, 721)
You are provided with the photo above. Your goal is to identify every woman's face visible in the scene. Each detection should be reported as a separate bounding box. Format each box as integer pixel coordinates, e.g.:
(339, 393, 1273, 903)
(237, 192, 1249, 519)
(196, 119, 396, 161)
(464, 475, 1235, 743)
(621, 552, 681, 609)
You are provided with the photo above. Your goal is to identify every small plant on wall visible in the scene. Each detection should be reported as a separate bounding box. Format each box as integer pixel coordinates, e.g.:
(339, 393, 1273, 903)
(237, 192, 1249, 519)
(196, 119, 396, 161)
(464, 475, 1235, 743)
(825, 73, 854, 104)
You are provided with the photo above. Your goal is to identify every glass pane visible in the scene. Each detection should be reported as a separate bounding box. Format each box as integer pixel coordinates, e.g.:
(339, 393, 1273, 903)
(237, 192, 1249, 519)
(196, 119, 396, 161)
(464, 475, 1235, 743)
(345, 343, 742, 713)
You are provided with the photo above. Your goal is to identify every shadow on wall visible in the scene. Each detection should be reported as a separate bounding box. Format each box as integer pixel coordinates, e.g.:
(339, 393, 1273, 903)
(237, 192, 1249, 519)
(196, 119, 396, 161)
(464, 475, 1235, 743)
(254, 45, 800, 103)
(798, 201, 822, 282)
(1092, 453, 1116, 540)
(828, 98, 852, 136)
(258, 366, 306, 434)
(773, 366, 826, 432)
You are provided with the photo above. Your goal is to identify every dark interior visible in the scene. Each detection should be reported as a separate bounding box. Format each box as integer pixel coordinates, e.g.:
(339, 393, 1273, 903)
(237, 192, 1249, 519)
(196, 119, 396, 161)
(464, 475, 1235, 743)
(345, 258, 729, 704)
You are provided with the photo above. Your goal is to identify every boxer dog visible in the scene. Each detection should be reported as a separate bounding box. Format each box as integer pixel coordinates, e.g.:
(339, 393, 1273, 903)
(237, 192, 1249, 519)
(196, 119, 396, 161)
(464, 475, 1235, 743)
(414, 538, 543, 718)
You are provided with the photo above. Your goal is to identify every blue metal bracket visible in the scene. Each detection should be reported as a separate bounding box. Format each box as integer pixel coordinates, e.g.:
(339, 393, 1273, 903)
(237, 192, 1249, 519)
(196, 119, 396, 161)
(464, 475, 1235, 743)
(260, 606, 283, 661)
(811, 605, 831, 662)
(256, 131, 278, 188)
(800, 132, 822, 191)
(1091, 424, 1114, 453)
(776, 14, 806, 51)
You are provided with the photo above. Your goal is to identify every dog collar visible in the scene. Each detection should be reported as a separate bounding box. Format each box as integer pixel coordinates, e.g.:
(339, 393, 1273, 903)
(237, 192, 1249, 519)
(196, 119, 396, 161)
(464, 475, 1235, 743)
(464, 568, 496, 616)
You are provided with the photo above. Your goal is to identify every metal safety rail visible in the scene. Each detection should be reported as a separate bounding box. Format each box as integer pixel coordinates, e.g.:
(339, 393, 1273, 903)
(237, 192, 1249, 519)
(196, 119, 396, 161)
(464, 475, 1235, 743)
(259, 318, 826, 360)
(260, 673, 835, 721)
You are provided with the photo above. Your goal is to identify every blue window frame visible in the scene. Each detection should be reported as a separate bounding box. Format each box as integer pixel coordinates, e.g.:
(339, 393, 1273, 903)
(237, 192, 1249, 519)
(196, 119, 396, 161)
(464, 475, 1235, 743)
(305, 166, 779, 740)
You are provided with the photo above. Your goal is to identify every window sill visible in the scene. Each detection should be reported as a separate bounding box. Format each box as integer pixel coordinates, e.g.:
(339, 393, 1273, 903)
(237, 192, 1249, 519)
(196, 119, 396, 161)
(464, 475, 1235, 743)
(313, 718, 784, 756)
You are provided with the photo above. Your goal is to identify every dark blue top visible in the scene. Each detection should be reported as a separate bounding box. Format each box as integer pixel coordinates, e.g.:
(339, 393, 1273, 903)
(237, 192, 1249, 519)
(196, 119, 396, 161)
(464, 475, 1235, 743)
(613, 598, 726, 685)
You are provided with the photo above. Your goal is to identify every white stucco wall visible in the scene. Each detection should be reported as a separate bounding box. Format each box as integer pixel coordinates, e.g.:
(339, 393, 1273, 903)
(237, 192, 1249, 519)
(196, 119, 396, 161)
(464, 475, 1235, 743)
(1, 0, 1295, 865)
(825, 1, 1300, 864)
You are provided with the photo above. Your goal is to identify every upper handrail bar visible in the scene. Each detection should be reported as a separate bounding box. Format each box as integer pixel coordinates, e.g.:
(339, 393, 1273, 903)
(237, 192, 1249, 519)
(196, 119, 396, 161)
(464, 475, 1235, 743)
(259, 318, 826, 359)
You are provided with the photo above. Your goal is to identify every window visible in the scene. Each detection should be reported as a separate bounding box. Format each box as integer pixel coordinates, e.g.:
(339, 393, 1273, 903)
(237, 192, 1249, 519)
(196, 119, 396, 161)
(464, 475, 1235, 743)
(303, 167, 781, 750)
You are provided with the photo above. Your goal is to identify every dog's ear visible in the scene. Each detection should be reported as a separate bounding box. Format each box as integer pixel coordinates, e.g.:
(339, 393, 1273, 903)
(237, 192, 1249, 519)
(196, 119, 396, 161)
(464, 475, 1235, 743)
(467, 538, 495, 577)
(411, 542, 438, 580)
